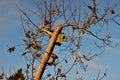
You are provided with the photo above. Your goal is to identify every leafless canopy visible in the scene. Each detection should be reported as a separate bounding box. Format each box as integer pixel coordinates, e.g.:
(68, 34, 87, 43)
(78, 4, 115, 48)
(11, 0, 120, 79)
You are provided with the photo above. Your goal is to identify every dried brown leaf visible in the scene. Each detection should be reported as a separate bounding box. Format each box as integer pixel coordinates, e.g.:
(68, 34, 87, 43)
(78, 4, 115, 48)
(8, 47, 15, 53)
(51, 10, 56, 15)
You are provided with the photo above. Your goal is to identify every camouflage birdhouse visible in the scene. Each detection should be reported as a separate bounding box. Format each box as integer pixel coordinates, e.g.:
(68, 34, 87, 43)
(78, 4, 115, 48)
(55, 33, 64, 46)
(47, 53, 58, 65)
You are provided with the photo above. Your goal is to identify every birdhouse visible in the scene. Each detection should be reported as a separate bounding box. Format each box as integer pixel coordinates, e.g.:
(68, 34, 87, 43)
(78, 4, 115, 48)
(47, 53, 58, 65)
(55, 33, 64, 46)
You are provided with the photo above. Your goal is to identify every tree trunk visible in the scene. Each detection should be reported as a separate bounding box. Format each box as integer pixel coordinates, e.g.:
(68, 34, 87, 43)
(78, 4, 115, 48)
(33, 24, 78, 80)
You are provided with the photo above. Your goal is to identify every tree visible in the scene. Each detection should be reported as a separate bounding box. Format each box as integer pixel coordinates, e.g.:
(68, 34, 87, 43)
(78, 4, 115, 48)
(7, 0, 120, 80)
(7, 68, 25, 80)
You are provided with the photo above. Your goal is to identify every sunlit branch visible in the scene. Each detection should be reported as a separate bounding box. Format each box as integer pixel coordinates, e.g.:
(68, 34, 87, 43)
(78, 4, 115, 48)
(40, 28, 53, 36)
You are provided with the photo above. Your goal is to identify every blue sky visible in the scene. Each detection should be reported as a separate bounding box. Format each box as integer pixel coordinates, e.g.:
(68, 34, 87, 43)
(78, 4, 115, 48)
(0, 0, 120, 80)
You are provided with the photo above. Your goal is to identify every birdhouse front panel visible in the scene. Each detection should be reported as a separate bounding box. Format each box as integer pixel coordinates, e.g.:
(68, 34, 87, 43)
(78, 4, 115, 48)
(56, 34, 63, 46)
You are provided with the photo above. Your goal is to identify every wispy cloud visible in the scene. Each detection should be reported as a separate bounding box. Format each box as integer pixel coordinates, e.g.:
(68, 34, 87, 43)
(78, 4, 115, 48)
(86, 60, 109, 74)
